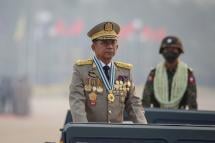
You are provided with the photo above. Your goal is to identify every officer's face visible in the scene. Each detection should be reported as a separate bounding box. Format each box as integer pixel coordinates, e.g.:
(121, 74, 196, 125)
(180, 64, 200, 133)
(162, 46, 181, 63)
(92, 39, 118, 63)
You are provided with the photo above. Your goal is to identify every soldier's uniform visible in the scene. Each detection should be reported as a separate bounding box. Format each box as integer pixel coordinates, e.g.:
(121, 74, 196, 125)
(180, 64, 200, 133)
(142, 36, 198, 110)
(142, 67, 197, 109)
(69, 21, 147, 123)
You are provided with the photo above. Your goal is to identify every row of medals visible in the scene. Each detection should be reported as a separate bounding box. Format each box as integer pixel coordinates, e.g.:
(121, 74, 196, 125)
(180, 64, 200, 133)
(84, 78, 131, 104)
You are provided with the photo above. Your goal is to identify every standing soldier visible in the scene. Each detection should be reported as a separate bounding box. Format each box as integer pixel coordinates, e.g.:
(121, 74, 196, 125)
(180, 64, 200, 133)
(13, 76, 31, 116)
(142, 36, 198, 109)
(0, 77, 13, 113)
(69, 21, 147, 123)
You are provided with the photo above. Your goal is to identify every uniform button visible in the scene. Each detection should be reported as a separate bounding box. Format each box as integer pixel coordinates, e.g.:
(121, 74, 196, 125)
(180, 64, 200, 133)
(108, 110, 112, 114)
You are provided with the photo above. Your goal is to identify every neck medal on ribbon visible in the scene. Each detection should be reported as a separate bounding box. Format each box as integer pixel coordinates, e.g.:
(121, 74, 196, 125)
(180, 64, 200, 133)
(93, 56, 116, 103)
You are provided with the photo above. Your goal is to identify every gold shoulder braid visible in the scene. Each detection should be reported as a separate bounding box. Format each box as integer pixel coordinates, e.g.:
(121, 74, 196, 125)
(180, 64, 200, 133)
(115, 61, 133, 70)
(76, 59, 93, 66)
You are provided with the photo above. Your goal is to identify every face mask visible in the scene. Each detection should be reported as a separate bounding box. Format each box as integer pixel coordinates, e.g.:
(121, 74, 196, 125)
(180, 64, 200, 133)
(162, 51, 180, 63)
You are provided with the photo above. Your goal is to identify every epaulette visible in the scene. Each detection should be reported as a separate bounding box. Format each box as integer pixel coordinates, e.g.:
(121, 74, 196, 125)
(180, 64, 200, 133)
(75, 59, 93, 66)
(115, 61, 133, 70)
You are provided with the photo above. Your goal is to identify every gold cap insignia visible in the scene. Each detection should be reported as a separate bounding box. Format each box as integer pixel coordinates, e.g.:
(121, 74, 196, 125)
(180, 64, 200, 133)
(104, 22, 113, 31)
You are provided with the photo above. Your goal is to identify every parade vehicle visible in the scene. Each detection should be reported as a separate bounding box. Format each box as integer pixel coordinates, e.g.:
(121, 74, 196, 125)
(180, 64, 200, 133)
(59, 108, 215, 143)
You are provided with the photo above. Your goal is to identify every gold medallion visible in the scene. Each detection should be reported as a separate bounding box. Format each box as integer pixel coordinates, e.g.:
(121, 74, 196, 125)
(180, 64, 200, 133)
(91, 79, 97, 92)
(115, 80, 120, 85)
(89, 92, 97, 105)
(108, 93, 115, 103)
(84, 78, 92, 92)
(84, 85, 92, 92)
(127, 81, 131, 87)
(92, 86, 97, 92)
(97, 86, 103, 93)
(96, 79, 103, 93)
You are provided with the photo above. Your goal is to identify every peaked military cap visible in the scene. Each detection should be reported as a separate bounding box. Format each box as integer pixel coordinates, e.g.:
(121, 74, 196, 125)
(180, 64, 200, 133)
(87, 21, 120, 40)
(159, 35, 184, 53)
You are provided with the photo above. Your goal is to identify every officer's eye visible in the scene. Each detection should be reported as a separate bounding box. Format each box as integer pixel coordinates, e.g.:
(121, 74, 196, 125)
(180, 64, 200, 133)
(101, 40, 117, 46)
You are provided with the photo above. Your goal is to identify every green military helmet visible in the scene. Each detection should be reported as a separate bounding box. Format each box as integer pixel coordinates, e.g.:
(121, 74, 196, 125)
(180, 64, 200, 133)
(159, 36, 184, 54)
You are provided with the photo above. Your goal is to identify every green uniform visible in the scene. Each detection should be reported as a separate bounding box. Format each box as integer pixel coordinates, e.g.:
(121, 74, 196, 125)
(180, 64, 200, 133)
(142, 65, 197, 109)
(69, 59, 147, 123)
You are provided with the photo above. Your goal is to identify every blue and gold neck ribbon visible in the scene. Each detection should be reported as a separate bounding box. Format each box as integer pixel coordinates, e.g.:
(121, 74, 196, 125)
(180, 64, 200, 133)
(93, 56, 115, 91)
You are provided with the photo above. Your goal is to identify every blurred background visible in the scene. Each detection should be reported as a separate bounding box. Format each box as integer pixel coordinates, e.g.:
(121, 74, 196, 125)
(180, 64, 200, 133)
(0, 0, 215, 143)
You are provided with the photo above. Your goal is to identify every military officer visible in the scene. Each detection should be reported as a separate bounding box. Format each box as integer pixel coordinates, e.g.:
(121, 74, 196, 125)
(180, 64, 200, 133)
(69, 21, 147, 123)
(142, 36, 198, 110)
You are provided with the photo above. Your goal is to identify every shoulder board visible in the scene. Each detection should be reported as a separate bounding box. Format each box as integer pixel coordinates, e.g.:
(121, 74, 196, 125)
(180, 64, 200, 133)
(115, 61, 133, 70)
(75, 59, 93, 66)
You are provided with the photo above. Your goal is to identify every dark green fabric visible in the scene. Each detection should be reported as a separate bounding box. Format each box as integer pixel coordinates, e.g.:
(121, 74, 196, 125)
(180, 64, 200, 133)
(142, 67, 197, 109)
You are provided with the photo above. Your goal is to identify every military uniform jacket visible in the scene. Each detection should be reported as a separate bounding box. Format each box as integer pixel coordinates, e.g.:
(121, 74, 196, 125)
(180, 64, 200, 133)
(142, 66, 198, 109)
(69, 59, 147, 123)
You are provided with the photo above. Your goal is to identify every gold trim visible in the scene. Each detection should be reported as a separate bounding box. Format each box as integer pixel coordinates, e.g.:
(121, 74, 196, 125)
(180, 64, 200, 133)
(91, 30, 117, 40)
(76, 59, 93, 66)
(115, 61, 133, 69)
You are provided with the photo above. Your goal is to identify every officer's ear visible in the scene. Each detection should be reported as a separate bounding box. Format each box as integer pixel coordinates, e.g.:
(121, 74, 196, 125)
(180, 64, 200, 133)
(91, 39, 98, 51)
(91, 44, 95, 51)
(116, 44, 119, 50)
